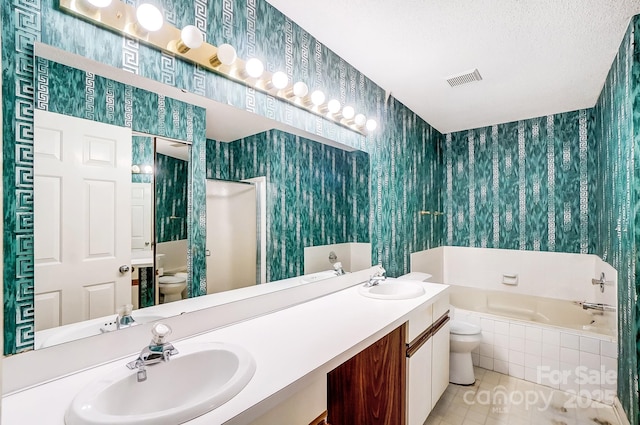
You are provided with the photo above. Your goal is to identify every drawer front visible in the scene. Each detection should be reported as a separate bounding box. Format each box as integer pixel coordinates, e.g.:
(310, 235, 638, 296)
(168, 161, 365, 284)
(406, 303, 433, 343)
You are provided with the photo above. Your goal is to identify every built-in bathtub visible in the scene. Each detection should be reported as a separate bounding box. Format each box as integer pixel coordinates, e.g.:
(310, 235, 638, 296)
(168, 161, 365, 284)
(448, 285, 618, 404)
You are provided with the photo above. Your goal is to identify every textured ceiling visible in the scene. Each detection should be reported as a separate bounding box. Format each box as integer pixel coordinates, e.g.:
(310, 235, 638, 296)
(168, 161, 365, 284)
(266, 0, 640, 134)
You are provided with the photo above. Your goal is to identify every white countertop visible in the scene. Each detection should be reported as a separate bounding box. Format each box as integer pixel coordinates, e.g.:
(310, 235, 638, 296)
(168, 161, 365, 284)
(2, 280, 449, 424)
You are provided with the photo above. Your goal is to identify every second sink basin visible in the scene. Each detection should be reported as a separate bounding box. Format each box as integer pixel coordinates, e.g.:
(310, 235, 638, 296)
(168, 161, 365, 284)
(358, 279, 426, 300)
(65, 342, 256, 425)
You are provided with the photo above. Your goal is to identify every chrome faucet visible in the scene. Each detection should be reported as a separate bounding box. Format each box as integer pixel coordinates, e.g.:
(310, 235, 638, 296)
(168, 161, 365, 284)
(364, 264, 386, 287)
(126, 323, 179, 382)
(591, 272, 607, 293)
(333, 261, 346, 276)
(116, 304, 138, 330)
(581, 302, 616, 312)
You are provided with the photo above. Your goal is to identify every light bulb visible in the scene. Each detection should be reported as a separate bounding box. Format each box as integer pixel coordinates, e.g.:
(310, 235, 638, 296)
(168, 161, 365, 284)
(136, 3, 164, 32)
(85, 0, 112, 7)
(311, 90, 325, 106)
(327, 99, 341, 114)
(292, 82, 308, 98)
(366, 119, 378, 131)
(142, 164, 154, 174)
(245, 58, 264, 78)
(210, 44, 237, 67)
(342, 106, 355, 120)
(271, 71, 289, 89)
(177, 25, 203, 52)
(355, 114, 366, 127)
(131, 165, 141, 173)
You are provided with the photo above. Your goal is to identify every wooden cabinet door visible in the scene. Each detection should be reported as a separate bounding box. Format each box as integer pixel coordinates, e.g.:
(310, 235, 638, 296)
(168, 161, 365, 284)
(327, 325, 406, 425)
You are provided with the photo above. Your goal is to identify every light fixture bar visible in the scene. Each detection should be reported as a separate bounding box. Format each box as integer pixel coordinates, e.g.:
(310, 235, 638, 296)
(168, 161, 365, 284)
(59, 0, 370, 136)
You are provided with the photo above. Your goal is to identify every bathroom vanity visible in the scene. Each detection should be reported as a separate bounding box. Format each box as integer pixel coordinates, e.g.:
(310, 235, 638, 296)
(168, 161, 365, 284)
(2, 274, 449, 424)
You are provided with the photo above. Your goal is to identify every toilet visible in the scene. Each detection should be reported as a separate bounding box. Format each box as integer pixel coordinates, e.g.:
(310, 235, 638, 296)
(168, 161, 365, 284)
(449, 320, 482, 385)
(158, 275, 187, 303)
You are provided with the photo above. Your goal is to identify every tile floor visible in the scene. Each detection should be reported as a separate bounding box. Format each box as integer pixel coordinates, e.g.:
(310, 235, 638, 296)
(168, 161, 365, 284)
(425, 367, 621, 425)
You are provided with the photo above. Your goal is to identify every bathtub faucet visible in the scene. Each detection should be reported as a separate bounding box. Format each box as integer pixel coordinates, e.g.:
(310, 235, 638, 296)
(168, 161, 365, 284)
(126, 323, 179, 382)
(591, 272, 606, 293)
(580, 302, 616, 312)
(364, 264, 386, 287)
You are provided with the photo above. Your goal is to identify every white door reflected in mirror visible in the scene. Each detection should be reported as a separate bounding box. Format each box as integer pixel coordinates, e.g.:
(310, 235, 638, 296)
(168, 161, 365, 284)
(34, 110, 133, 332)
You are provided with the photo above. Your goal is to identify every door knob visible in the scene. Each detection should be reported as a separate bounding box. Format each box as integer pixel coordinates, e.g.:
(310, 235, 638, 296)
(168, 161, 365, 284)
(119, 265, 130, 274)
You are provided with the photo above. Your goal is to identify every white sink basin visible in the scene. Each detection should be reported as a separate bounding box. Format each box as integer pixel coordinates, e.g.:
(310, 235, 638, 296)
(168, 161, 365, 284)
(65, 342, 256, 425)
(358, 280, 426, 300)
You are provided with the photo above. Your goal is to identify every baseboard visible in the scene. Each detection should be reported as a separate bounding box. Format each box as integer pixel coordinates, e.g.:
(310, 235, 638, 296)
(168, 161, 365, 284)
(613, 397, 631, 425)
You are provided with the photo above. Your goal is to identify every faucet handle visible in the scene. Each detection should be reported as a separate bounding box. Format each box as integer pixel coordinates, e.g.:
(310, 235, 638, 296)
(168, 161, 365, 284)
(151, 323, 172, 344)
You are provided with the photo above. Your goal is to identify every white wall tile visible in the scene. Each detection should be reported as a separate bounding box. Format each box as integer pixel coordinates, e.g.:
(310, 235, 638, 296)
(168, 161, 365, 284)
(525, 339, 542, 357)
(509, 323, 525, 338)
(579, 351, 601, 371)
(558, 363, 580, 393)
(480, 355, 494, 370)
(525, 326, 543, 342)
(509, 336, 525, 352)
(601, 356, 617, 392)
(494, 333, 509, 348)
(524, 367, 539, 383)
(560, 333, 579, 350)
(494, 320, 509, 335)
(542, 329, 560, 346)
(480, 318, 494, 332)
(480, 343, 493, 358)
(600, 340, 617, 359)
(481, 331, 494, 345)
(494, 346, 509, 362)
(542, 343, 560, 361)
(540, 357, 559, 372)
(509, 350, 525, 365)
(560, 347, 579, 366)
(579, 336, 600, 355)
(509, 363, 525, 379)
(524, 353, 541, 369)
(494, 359, 509, 374)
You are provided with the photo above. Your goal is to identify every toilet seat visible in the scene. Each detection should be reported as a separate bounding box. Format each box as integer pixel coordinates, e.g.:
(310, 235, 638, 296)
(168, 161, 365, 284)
(450, 320, 481, 335)
(158, 276, 186, 284)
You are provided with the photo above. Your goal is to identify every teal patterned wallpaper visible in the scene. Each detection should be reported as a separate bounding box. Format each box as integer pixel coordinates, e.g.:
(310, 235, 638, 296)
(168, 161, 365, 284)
(156, 154, 189, 243)
(443, 110, 594, 253)
(207, 130, 370, 282)
(592, 17, 639, 422)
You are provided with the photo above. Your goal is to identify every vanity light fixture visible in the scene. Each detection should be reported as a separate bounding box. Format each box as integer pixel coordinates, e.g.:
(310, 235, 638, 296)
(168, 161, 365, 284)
(354, 113, 366, 127)
(287, 81, 309, 99)
(269, 71, 289, 90)
(310, 90, 326, 107)
(136, 2, 164, 32)
(244, 58, 264, 79)
(327, 99, 341, 115)
(342, 105, 355, 121)
(175, 25, 203, 53)
(131, 164, 154, 174)
(209, 43, 237, 67)
(366, 119, 378, 131)
(60, 0, 376, 135)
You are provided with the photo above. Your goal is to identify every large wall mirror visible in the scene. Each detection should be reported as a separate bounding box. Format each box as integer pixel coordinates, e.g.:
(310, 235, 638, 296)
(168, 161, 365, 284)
(29, 45, 371, 351)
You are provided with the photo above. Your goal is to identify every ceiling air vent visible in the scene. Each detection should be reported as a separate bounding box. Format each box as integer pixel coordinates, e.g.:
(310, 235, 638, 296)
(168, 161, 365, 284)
(446, 68, 483, 87)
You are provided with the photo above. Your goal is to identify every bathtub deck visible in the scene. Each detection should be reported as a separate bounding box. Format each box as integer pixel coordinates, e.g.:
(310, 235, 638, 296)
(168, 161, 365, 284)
(425, 367, 622, 425)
